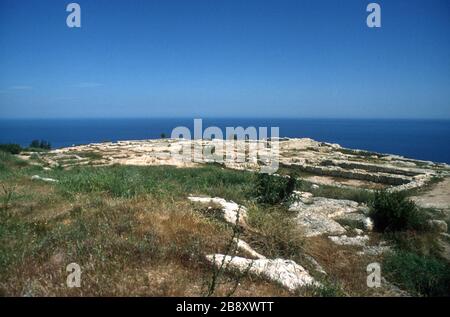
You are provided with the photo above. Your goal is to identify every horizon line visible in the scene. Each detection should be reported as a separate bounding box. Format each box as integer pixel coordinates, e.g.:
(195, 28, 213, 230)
(1, 117, 450, 121)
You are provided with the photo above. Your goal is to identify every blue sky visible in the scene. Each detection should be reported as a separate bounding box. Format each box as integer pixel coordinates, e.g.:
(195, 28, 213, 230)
(0, 0, 449, 119)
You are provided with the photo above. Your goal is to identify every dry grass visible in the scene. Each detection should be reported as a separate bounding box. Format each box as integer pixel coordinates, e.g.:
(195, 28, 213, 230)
(3, 152, 438, 297)
(302, 236, 392, 296)
(0, 166, 290, 297)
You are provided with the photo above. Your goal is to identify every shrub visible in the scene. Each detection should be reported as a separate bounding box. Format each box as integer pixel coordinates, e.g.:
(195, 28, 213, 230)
(0, 144, 22, 155)
(29, 140, 40, 149)
(29, 140, 51, 150)
(384, 250, 450, 296)
(369, 190, 427, 232)
(254, 173, 296, 205)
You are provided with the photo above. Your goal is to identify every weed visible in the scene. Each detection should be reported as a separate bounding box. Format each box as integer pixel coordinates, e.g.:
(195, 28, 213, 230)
(1, 183, 16, 215)
(205, 206, 249, 297)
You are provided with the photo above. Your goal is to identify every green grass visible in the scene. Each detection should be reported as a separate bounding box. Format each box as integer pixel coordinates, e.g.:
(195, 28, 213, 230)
(383, 250, 450, 296)
(298, 181, 374, 204)
(0, 217, 40, 270)
(0, 151, 31, 181)
(24, 147, 51, 153)
(51, 164, 255, 203)
(278, 163, 375, 203)
(298, 280, 345, 297)
(0, 151, 27, 168)
(0, 190, 233, 295)
(2, 152, 447, 297)
(383, 231, 443, 258)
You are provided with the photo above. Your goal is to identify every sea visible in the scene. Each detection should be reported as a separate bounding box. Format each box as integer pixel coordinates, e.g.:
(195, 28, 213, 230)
(0, 118, 449, 164)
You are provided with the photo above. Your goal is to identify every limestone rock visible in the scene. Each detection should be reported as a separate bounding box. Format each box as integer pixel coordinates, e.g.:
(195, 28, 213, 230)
(290, 197, 362, 218)
(358, 244, 391, 256)
(354, 228, 364, 235)
(292, 191, 314, 204)
(45, 137, 443, 195)
(328, 235, 370, 246)
(364, 217, 374, 231)
(304, 254, 327, 275)
(205, 254, 320, 292)
(334, 212, 374, 231)
(31, 175, 58, 183)
(188, 196, 248, 227)
(427, 220, 448, 233)
(289, 197, 369, 236)
(294, 212, 347, 237)
(233, 238, 266, 259)
(329, 235, 390, 256)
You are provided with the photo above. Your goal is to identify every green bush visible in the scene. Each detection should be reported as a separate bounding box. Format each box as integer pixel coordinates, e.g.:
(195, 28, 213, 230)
(254, 173, 296, 205)
(29, 140, 51, 150)
(0, 144, 22, 155)
(384, 250, 450, 296)
(369, 190, 426, 232)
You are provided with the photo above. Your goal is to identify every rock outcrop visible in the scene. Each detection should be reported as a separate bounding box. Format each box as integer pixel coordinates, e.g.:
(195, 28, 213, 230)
(328, 235, 370, 246)
(205, 255, 320, 292)
(189, 195, 321, 292)
(188, 196, 248, 227)
(289, 192, 371, 237)
(31, 175, 58, 183)
(35, 137, 448, 193)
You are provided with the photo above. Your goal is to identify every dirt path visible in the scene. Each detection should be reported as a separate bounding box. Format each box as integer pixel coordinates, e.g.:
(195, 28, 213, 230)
(411, 177, 450, 262)
(411, 177, 450, 212)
